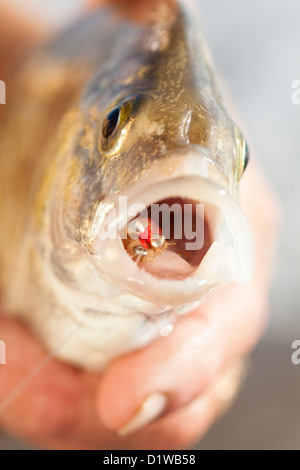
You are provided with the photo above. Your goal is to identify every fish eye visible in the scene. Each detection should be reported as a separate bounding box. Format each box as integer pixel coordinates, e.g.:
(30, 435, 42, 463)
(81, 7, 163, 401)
(101, 95, 140, 153)
(234, 125, 250, 180)
(244, 140, 250, 171)
(102, 107, 120, 139)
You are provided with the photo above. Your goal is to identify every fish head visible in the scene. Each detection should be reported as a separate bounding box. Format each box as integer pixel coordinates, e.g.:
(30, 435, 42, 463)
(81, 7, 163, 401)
(49, 2, 252, 310)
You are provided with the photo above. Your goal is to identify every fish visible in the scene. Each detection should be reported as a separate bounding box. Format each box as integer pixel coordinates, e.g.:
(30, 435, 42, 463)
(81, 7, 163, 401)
(0, 0, 252, 370)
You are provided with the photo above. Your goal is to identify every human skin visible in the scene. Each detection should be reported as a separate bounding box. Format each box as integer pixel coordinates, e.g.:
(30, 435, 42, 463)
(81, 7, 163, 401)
(0, 0, 280, 450)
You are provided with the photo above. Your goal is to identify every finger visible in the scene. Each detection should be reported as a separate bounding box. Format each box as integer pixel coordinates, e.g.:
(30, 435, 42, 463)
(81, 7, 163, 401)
(0, 318, 101, 445)
(96, 275, 268, 435)
(85, 0, 140, 10)
(29, 357, 246, 450)
(0, 315, 245, 451)
(36, 358, 247, 450)
(84, 0, 167, 26)
(114, 358, 247, 450)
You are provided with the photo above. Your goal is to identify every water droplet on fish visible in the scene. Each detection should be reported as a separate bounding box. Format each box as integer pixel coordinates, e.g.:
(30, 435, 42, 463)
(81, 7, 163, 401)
(217, 136, 225, 151)
(126, 276, 145, 286)
(150, 40, 160, 51)
(175, 301, 200, 314)
(175, 304, 190, 314)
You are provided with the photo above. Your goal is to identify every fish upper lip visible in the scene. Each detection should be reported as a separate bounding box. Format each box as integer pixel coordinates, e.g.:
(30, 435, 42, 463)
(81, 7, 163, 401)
(96, 149, 234, 236)
(105, 147, 232, 202)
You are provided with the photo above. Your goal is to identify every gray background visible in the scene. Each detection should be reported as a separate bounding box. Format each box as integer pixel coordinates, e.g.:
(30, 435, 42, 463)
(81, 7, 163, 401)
(199, 0, 300, 449)
(1, 0, 300, 450)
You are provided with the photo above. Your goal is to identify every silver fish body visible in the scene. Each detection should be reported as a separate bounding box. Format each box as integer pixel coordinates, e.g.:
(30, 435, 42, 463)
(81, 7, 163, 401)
(0, 0, 252, 370)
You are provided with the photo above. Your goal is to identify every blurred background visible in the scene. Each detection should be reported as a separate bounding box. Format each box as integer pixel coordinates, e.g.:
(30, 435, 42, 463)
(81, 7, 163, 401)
(0, 0, 299, 450)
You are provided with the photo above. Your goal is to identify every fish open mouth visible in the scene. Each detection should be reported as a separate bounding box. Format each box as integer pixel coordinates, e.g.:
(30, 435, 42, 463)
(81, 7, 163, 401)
(95, 153, 253, 307)
(122, 197, 215, 280)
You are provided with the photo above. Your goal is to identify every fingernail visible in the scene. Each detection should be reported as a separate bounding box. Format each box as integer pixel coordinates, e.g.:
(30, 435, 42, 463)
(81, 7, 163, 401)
(214, 359, 248, 415)
(118, 393, 168, 436)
